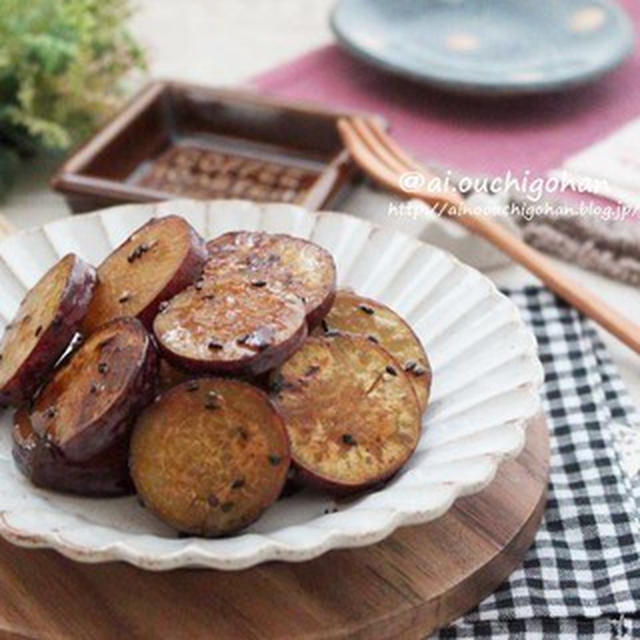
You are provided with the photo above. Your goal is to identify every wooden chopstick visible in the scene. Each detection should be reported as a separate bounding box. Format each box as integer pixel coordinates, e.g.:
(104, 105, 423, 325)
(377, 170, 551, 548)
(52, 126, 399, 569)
(338, 117, 640, 356)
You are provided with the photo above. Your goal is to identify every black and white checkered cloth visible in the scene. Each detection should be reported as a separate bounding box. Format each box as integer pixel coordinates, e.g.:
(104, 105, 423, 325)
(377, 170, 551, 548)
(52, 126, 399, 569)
(435, 286, 640, 640)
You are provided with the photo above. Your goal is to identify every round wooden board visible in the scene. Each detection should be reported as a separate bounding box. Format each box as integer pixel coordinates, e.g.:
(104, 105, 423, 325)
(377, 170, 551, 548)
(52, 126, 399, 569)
(0, 414, 549, 639)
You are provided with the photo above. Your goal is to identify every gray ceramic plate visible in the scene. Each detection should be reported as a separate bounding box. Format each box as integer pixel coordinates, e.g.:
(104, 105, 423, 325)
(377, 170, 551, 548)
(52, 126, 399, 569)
(331, 0, 634, 95)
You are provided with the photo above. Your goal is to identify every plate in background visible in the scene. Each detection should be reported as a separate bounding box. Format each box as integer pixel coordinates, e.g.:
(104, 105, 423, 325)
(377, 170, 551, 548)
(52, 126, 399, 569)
(0, 200, 543, 570)
(331, 0, 634, 95)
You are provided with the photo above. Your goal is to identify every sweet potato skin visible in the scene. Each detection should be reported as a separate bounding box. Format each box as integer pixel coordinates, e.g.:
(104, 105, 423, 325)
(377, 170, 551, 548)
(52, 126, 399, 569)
(270, 334, 422, 495)
(0, 254, 96, 407)
(30, 317, 158, 463)
(153, 278, 307, 377)
(83, 216, 208, 332)
(313, 291, 432, 412)
(157, 359, 193, 393)
(130, 378, 290, 537)
(206, 231, 336, 328)
(12, 408, 133, 497)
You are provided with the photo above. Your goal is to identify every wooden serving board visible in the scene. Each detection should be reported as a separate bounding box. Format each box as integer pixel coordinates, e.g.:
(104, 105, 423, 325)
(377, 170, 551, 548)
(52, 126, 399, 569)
(0, 221, 549, 638)
(0, 414, 549, 639)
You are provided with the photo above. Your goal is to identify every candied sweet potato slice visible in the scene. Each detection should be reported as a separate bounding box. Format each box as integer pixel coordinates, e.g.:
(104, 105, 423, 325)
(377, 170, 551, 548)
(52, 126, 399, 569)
(12, 407, 133, 497)
(83, 215, 207, 332)
(270, 334, 421, 494)
(130, 378, 290, 537)
(206, 231, 336, 328)
(0, 254, 96, 406)
(313, 291, 432, 411)
(153, 278, 307, 376)
(30, 317, 158, 462)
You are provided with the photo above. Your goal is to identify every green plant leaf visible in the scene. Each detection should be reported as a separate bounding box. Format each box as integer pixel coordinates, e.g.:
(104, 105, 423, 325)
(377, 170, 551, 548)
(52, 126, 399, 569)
(0, 0, 146, 156)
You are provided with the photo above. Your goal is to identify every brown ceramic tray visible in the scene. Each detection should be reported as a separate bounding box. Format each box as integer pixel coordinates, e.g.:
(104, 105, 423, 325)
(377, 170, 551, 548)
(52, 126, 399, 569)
(51, 81, 364, 213)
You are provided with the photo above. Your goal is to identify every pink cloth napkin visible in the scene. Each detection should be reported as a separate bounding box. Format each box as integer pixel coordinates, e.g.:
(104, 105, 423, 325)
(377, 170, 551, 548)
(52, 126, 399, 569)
(253, 0, 639, 179)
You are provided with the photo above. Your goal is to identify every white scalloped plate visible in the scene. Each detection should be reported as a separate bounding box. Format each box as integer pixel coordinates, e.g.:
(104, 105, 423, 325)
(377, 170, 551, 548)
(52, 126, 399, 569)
(0, 200, 543, 570)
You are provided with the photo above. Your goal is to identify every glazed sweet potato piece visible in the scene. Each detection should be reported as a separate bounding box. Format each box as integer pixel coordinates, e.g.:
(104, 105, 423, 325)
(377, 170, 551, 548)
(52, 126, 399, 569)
(12, 408, 133, 497)
(206, 231, 336, 328)
(153, 278, 307, 376)
(83, 215, 208, 332)
(313, 291, 432, 411)
(0, 254, 96, 406)
(30, 317, 158, 462)
(270, 334, 421, 494)
(130, 378, 290, 537)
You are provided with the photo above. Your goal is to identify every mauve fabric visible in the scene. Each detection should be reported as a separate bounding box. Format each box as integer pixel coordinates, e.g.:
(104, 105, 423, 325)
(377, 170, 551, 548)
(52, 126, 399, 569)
(253, 0, 640, 179)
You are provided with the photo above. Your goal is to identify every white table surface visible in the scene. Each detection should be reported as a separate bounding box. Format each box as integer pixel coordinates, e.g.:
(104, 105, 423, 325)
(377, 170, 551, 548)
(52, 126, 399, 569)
(1, 0, 639, 414)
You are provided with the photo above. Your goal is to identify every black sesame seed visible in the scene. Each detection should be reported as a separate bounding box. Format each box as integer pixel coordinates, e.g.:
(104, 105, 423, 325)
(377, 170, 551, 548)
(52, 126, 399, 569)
(186, 380, 199, 392)
(269, 373, 284, 394)
(194, 279, 204, 291)
(89, 382, 99, 394)
(385, 365, 397, 376)
(305, 365, 320, 377)
(268, 454, 282, 466)
(250, 280, 267, 288)
(0, 354, 3, 362)
(321, 319, 329, 333)
(358, 304, 375, 315)
(45, 406, 57, 419)
(412, 365, 427, 377)
(231, 478, 245, 489)
(118, 292, 131, 304)
(324, 329, 340, 337)
(367, 335, 379, 344)
(207, 340, 223, 350)
(98, 362, 108, 374)
(127, 244, 149, 263)
(404, 361, 417, 373)
(342, 433, 357, 445)
(235, 426, 249, 441)
(158, 301, 169, 312)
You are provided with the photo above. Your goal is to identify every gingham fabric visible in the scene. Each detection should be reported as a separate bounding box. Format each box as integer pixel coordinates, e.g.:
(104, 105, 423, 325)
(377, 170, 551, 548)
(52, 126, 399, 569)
(434, 286, 640, 639)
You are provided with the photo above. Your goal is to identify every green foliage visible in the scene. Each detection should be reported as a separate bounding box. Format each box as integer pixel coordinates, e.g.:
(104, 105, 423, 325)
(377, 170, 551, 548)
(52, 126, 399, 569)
(0, 0, 145, 194)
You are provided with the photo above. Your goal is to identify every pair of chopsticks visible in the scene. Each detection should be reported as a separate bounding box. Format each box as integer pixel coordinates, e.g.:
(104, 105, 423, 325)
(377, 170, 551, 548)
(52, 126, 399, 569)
(338, 117, 640, 355)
